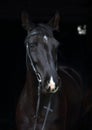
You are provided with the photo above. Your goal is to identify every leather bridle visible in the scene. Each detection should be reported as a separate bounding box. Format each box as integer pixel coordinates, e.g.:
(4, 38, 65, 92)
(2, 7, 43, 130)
(25, 31, 58, 130)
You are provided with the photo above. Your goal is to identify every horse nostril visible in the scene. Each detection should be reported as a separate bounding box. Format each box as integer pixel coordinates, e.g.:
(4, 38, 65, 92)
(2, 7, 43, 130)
(46, 86, 51, 92)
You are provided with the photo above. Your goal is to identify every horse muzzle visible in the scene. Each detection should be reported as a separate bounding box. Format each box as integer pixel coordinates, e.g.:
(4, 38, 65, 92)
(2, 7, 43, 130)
(42, 76, 60, 94)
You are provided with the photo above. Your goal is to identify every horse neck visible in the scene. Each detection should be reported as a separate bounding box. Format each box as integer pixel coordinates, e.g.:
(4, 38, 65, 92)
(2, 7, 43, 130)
(25, 69, 38, 107)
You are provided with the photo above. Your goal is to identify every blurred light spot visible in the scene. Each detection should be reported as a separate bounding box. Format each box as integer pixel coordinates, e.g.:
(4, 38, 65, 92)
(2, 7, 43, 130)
(77, 25, 87, 35)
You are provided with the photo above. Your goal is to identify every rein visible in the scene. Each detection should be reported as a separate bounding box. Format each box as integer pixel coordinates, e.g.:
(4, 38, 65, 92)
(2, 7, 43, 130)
(26, 41, 53, 130)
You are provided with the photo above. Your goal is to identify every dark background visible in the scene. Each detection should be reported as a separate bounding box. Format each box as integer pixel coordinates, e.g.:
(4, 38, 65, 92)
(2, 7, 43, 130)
(0, 0, 91, 130)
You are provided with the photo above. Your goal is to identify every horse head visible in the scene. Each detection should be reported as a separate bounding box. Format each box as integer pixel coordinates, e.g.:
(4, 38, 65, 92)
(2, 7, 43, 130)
(21, 11, 60, 94)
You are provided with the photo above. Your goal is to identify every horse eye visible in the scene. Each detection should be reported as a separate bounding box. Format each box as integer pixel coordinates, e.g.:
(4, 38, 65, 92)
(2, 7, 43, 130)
(30, 42, 38, 48)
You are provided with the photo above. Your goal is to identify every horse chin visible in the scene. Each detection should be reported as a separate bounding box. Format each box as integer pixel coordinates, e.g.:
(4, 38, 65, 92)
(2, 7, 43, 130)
(41, 87, 48, 94)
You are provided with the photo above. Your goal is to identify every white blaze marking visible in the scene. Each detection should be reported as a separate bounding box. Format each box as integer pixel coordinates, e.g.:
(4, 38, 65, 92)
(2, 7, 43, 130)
(48, 76, 55, 91)
(43, 35, 48, 42)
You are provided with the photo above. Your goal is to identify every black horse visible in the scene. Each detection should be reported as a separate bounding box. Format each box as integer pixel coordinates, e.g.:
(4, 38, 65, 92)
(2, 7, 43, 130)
(16, 12, 84, 130)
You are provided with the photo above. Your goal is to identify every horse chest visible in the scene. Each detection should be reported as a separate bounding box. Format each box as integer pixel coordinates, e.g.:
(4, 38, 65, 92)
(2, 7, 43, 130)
(32, 94, 59, 130)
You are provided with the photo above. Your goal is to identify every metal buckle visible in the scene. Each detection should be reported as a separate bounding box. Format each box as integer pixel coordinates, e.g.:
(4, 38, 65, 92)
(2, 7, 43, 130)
(36, 72, 42, 83)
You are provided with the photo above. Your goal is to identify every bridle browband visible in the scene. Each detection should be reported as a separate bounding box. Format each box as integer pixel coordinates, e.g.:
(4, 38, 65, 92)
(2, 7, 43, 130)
(25, 30, 58, 130)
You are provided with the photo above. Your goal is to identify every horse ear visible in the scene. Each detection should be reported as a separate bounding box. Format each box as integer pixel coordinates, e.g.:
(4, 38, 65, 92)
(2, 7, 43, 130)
(21, 11, 34, 31)
(48, 11, 60, 31)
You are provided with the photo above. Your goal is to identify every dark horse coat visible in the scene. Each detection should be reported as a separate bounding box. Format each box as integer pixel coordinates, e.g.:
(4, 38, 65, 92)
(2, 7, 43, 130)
(16, 12, 91, 130)
(16, 66, 83, 130)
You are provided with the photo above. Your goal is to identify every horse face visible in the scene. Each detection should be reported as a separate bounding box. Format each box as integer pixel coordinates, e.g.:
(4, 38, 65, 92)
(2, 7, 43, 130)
(25, 25, 59, 93)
